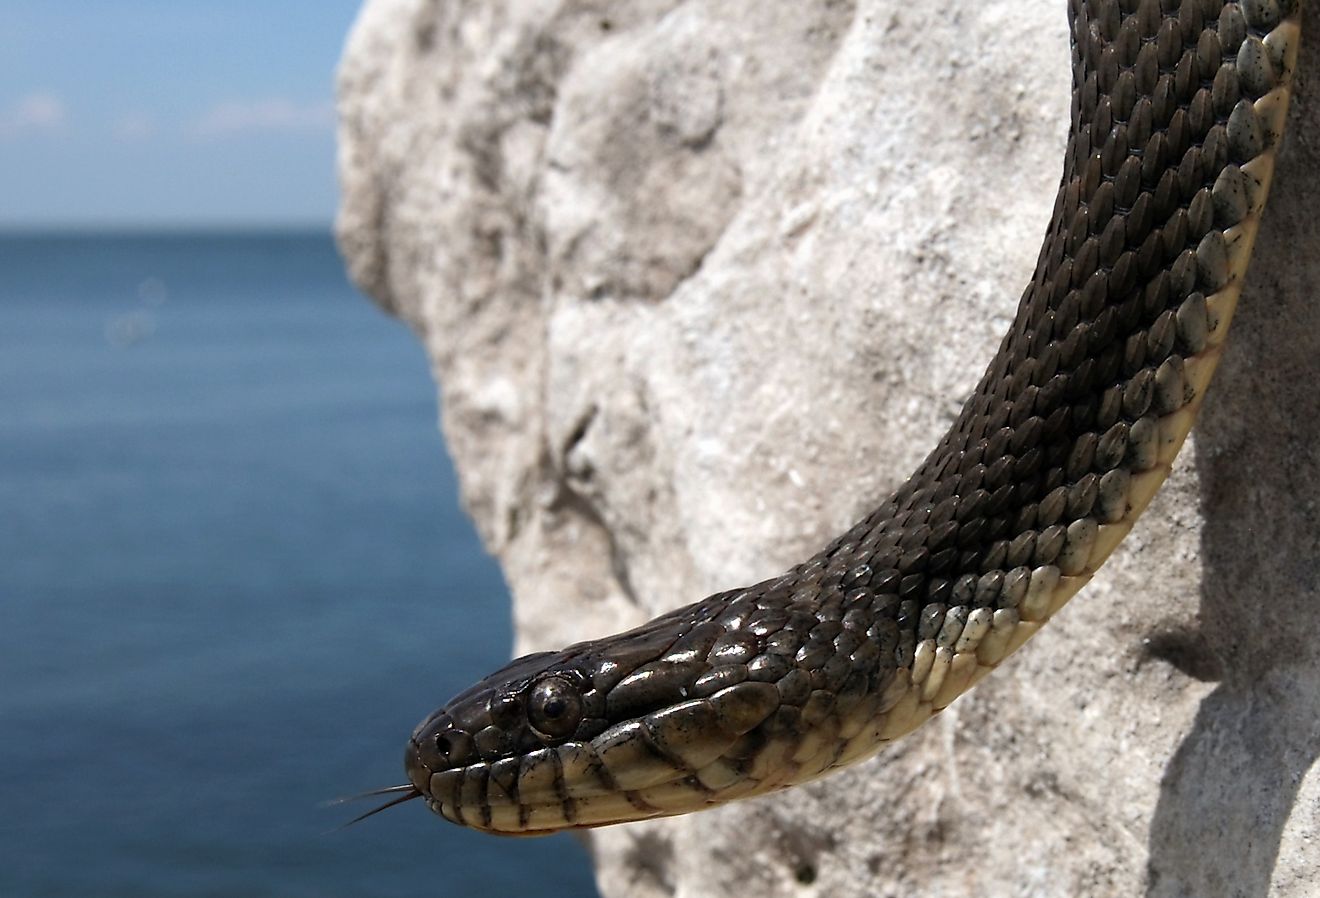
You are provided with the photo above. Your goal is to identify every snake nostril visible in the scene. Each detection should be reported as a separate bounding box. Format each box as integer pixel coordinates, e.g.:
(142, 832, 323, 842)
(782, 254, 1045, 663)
(428, 728, 474, 767)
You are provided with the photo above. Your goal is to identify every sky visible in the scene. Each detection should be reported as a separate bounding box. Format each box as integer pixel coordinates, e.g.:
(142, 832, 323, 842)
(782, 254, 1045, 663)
(1, 1, 365, 228)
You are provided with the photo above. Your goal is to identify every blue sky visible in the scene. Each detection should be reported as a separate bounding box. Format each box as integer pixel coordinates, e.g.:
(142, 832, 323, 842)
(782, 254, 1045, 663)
(1, 1, 364, 228)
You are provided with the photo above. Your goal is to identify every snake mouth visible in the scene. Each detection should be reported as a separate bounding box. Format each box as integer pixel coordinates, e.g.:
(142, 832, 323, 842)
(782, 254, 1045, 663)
(416, 739, 713, 835)
(407, 650, 959, 834)
(406, 680, 863, 835)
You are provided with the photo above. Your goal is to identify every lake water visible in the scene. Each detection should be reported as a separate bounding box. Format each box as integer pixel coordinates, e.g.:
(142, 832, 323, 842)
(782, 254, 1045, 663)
(0, 233, 600, 898)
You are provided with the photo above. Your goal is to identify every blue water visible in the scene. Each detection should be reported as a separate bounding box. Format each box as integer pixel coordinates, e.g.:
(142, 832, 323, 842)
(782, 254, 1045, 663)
(0, 233, 599, 898)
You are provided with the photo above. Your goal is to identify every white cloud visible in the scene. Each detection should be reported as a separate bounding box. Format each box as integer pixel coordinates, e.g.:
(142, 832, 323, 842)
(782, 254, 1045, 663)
(189, 98, 334, 139)
(0, 92, 67, 138)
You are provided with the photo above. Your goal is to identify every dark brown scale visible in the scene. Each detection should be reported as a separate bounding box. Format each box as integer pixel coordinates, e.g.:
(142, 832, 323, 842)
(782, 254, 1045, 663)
(692, 665, 749, 698)
(748, 653, 793, 683)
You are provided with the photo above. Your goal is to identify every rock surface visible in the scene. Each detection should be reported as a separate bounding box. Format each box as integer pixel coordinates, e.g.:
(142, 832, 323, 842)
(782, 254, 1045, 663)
(336, 2, 1320, 895)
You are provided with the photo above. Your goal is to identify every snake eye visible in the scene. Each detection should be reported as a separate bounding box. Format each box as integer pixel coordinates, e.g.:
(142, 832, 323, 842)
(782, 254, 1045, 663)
(527, 675, 584, 740)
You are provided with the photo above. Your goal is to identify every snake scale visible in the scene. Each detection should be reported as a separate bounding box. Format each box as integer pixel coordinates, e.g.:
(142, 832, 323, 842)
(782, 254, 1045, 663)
(377, 0, 1303, 836)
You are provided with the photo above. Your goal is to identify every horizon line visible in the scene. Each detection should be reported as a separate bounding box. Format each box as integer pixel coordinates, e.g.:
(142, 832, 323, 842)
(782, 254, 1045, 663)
(0, 220, 337, 236)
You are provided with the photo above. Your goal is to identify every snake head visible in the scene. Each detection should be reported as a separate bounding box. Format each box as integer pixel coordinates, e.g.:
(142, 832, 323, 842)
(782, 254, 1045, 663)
(405, 649, 599, 832)
(403, 590, 838, 835)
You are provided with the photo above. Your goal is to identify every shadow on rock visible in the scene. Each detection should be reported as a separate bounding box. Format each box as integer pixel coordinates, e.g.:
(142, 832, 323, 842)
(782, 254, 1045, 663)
(1147, 9, 1320, 895)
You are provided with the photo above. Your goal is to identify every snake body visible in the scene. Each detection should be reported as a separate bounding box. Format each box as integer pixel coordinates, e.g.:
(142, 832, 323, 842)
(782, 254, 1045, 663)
(401, 0, 1302, 835)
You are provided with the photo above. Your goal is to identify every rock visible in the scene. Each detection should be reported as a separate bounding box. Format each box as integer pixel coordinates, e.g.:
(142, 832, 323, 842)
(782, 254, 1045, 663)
(336, 1, 1320, 895)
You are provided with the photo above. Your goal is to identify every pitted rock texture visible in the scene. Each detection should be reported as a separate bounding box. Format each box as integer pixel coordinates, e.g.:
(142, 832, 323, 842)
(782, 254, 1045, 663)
(336, 2, 1320, 896)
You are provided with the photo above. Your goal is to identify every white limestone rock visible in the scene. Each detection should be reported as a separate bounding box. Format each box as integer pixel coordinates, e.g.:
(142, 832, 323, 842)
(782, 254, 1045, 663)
(337, 1, 1320, 895)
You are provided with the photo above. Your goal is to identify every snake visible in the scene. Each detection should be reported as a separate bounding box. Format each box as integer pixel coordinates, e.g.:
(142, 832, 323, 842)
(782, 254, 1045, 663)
(357, 0, 1304, 837)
